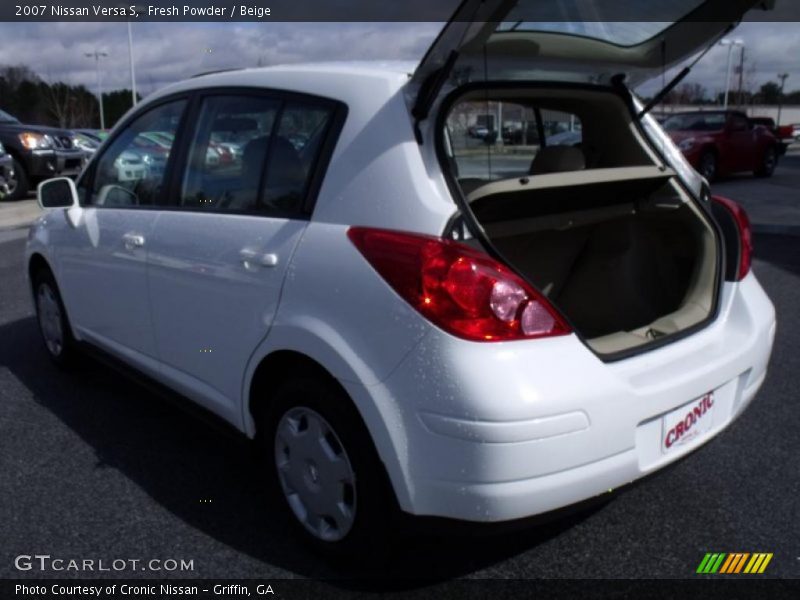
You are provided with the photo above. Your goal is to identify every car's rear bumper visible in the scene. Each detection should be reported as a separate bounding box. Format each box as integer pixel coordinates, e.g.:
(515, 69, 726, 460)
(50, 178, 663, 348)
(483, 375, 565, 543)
(350, 273, 775, 522)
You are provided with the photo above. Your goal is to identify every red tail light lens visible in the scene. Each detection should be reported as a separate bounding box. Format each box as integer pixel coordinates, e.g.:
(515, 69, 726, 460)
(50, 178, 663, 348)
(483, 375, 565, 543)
(712, 195, 752, 280)
(348, 227, 571, 342)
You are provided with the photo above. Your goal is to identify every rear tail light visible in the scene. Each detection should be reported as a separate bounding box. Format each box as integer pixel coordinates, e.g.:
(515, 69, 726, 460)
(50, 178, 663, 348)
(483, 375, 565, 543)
(347, 227, 571, 342)
(712, 196, 752, 280)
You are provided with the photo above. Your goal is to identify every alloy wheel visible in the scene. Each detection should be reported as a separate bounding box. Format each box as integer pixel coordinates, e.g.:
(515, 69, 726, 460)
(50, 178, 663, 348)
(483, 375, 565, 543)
(5, 167, 18, 197)
(699, 153, 716, 181)
(763, 149, 776, 174)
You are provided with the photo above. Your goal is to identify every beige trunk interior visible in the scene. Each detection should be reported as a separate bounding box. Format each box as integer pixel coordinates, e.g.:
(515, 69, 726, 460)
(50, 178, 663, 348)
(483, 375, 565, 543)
(449, 87, 719, 355)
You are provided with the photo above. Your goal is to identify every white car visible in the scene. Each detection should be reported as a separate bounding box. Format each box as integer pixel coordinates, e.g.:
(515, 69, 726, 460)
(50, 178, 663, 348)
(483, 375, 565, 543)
(112, 150, 147, 182)
(27, 0, 776, 557)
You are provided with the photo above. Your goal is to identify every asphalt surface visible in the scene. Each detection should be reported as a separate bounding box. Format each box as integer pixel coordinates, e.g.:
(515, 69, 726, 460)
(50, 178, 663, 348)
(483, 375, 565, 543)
(0, 176, 799, 586)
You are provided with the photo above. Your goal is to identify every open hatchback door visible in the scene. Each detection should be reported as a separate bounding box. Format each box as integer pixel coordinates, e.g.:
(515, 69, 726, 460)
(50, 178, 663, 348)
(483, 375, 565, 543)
(411, 0, 775, 118)
(414, 0, 772, 359)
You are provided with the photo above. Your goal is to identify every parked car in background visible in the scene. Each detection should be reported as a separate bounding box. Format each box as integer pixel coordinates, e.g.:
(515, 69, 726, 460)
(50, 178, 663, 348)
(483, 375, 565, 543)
(749, 116, 793, 155)
(0, 141, 13, 198)
(72, 132, 102, 159)
(0, 108, 86, 200)
(545, 129, 582, 147)
(113, 150, 148, 182)
(662, 110, 779, 181)
(467, 124, 491, 139)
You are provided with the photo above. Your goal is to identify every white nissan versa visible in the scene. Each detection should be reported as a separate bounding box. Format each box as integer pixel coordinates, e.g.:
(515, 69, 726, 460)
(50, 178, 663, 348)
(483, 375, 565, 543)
(27, 0, 776, 555)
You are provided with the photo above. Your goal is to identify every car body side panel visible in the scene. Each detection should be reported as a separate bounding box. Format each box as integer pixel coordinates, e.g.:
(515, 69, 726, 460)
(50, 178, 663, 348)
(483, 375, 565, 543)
(146, 212, 308, 423)
(48, 207, 161, 360)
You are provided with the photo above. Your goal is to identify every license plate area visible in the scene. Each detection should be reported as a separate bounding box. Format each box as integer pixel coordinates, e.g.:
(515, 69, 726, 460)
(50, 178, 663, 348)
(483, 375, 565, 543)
(661, 391, 716, 454)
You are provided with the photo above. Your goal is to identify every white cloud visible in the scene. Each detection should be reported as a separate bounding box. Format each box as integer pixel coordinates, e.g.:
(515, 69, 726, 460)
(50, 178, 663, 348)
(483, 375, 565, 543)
(0, 20, 798, 100)
(0, 22, 442, 96)
(636, 22, 800, 98)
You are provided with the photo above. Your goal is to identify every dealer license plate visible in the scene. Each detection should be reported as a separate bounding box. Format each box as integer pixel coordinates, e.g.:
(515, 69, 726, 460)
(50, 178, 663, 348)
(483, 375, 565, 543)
(661, 391, 716, 454)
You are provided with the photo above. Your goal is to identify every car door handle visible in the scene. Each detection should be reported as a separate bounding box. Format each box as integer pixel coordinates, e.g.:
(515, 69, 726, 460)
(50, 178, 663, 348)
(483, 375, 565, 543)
(122, 233, 145, 250)
(239, 248, 279, 268)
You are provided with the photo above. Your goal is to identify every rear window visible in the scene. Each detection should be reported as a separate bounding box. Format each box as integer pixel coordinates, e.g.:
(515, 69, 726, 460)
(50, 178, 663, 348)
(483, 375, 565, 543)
(496, 0, 705, 47)
(446, 99, 582, 189)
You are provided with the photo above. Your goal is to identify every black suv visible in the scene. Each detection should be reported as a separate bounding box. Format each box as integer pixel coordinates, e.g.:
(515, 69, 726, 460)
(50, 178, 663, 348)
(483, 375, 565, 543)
(0, 108, 85, 200)
(0, 140, 12, 198)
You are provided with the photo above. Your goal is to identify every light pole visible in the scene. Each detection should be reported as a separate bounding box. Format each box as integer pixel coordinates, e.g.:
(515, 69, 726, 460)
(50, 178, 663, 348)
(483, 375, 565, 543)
(719, 39, 744, 110)
(127, 22, 137, 107)
(85, 50, 108, 130)
(123, 4, 145, 107)
(777, 73, 789, 126)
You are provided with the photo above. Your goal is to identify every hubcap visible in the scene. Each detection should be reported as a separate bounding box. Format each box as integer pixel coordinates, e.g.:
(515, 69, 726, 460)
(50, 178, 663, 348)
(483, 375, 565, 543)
(5, 168, 17, 196)
(764, 150, 775, 172)
(701, 155, 716, 180)
(274, 407, 356, 542)
(37, 283, 64, 357)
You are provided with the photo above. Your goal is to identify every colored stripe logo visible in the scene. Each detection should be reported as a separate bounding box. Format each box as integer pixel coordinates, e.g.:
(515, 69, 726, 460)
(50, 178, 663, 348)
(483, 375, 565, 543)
(696, 552, 773, 574)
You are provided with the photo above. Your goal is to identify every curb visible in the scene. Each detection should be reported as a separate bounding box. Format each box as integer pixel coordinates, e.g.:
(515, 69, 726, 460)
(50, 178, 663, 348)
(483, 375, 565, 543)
(0, 223, 32, 233)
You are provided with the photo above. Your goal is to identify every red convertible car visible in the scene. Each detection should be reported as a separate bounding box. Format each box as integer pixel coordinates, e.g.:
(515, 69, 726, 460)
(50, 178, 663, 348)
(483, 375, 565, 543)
(663, 110, 779, 181)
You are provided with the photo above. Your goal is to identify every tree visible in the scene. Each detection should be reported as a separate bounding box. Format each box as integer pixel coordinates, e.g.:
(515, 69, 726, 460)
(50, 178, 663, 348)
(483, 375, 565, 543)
(102, 89, 142, 128)
(0, 63, 136, 129)
(674, 82, 708, 105)
(757, 81, 781, 105)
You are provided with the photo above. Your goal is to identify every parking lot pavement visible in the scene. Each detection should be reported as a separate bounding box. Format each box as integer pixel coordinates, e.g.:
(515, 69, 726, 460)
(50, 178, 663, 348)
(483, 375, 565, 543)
(713, 151, 800, 234)
(0, 197, 40, 231)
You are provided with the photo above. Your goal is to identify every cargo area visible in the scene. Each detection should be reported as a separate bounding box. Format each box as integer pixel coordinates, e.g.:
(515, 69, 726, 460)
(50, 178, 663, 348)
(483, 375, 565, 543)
(443, 87, 719, 355)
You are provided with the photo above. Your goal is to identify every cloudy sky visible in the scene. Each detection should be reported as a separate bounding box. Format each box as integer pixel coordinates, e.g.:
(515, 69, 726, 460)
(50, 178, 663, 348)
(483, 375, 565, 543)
(0, 19, 798, 99)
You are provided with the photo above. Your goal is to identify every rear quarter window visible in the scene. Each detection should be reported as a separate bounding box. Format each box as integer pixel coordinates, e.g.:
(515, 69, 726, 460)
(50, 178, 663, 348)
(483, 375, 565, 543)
(446, 100, 582, 193)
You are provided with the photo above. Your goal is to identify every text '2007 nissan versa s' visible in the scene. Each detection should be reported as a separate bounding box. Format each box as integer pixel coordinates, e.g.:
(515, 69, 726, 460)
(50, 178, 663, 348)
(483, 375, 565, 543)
(26, 0, 776, 557)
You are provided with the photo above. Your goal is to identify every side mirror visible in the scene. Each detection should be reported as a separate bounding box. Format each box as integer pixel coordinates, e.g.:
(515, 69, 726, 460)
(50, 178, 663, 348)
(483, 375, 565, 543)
(37, 177, 79, 210)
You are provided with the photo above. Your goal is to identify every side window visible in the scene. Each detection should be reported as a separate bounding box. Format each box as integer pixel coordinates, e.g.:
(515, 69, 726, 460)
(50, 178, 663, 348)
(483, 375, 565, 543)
(446, 101, 582, 189)
(88, 100, 186, 207)
(181, 95, 334, 215)
(181, 95, 279, 212)
(542, 110, 583, 147)
(263, 103, 332, 212)
(729, 115, 749, 132)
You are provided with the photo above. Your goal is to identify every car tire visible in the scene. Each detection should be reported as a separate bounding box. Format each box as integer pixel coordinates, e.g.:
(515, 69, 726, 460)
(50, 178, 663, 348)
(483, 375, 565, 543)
(5, 157, 30, 201)
(33, 268, 77, 367)
(755, 146, 777, 178)
(698, 151, 717, 182)
(259, 377, 398, 562)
